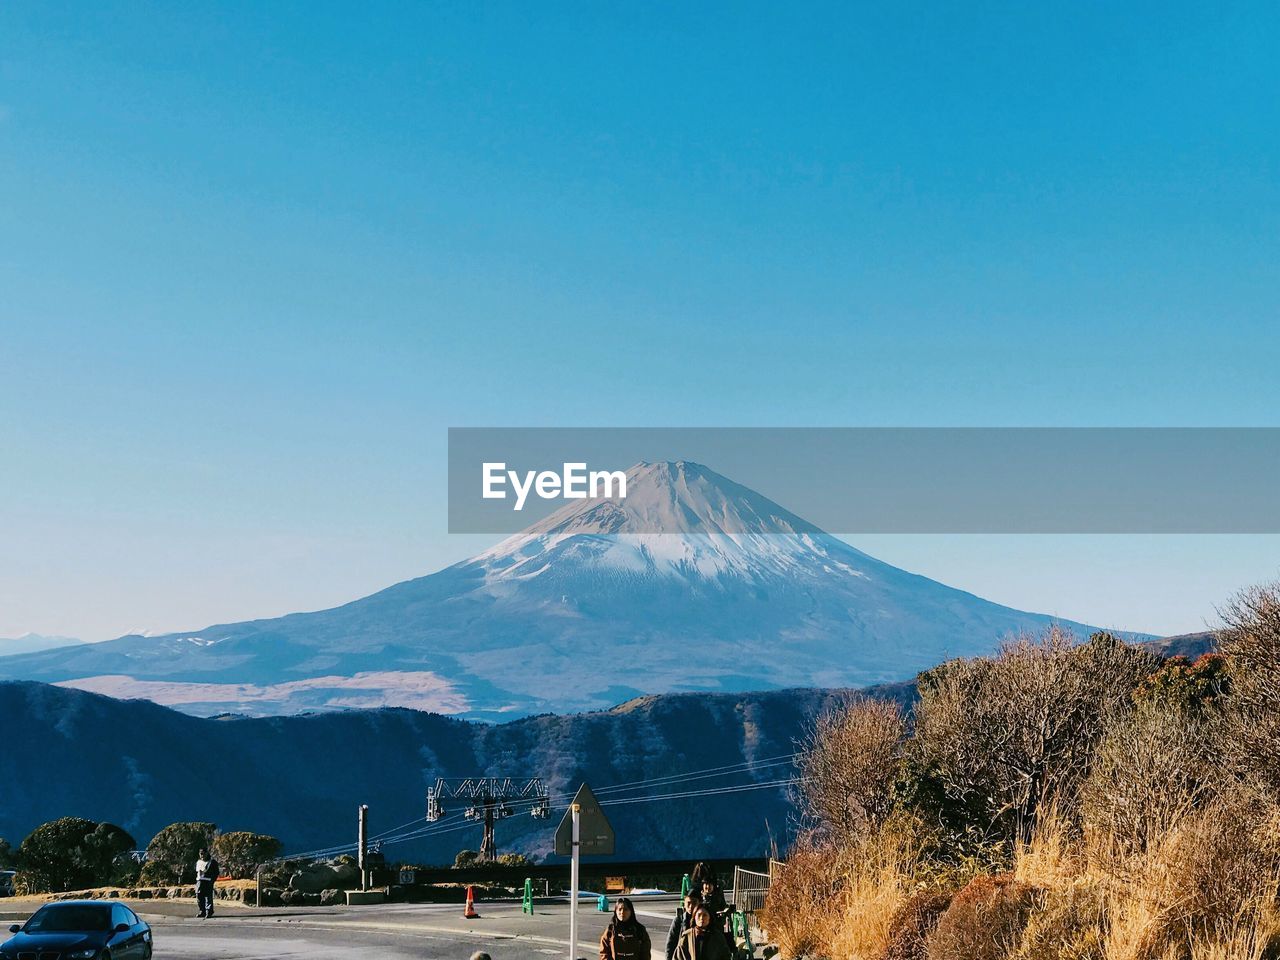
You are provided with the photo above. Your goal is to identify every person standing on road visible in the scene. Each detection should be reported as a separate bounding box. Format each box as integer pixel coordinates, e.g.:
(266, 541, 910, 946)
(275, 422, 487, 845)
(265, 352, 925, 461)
(673, 905, 731, 960)
(600, 896, 652, 960)
(665, 891, 702, 960)
(195, 847, 219, 919)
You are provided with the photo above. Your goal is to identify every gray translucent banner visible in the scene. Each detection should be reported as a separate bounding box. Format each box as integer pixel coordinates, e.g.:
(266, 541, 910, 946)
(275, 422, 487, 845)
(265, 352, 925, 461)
(448, 428, 1280, 534)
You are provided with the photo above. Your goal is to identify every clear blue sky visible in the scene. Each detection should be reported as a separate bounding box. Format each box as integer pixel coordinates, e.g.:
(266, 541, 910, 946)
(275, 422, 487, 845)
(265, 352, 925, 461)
(1, 2, 1277, 640)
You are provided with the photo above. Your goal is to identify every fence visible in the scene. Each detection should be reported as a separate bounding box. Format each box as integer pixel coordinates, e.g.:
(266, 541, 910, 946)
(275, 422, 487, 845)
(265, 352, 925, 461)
(732, 864, 772, 914)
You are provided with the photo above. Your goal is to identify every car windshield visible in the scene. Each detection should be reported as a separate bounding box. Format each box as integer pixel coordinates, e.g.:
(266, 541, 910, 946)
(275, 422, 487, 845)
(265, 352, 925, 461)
(25, 904, 112, 932)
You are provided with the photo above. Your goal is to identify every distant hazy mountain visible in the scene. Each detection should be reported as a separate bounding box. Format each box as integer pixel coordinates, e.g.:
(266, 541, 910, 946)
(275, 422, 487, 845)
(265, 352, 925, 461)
(0, 461, 1143, 719)
(0, 633, 82, 656)
(0, 679, 916, 861)
(1143, 630, 1217, 659)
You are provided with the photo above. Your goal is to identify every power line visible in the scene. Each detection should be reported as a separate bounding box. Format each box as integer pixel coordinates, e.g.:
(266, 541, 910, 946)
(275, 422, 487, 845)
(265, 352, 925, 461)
(277, 753, 802, 860)
(489, 754, 801, 814)
(599, 777, 803, 807)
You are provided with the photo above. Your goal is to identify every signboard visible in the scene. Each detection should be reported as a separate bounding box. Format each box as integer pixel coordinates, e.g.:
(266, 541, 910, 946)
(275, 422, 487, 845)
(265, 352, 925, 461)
(554, 783, 615, 857)
(399, 869, 416, 885)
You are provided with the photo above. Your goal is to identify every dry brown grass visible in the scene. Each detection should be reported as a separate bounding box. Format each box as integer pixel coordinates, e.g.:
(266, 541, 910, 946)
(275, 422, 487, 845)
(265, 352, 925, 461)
(926, 873, 1039, 960)
(764, 583, 1280, 960)
(761, 813, 932, 959)
(759, 841, 842, 957)
(765, 794, 1280, 960)
(883, 891, 952, 960)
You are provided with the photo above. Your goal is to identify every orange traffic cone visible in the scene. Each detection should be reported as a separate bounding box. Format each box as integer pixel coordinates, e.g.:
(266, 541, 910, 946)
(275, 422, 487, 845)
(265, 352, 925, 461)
(463, 884, 480, 919)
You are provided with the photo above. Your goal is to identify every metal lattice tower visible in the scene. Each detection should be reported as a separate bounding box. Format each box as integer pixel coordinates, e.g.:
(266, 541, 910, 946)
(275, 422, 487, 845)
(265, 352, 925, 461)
(426, 777, 552, 861)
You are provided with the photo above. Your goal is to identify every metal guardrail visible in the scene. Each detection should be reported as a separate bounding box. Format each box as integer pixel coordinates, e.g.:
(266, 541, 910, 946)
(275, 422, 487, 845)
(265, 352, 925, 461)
(732, 865, 771, 913)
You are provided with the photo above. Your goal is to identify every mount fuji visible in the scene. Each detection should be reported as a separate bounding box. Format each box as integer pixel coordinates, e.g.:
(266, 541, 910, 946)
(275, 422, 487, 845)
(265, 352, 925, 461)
(0, 461, 1137, 718)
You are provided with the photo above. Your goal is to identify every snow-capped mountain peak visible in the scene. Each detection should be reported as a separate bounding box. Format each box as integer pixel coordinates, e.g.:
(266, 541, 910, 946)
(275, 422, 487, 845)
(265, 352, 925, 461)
(474, 460, 846, 584)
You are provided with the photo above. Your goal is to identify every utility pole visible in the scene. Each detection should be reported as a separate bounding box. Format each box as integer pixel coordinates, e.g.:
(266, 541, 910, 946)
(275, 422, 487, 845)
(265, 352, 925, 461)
(357, 804, 369, 891)
(480, 793, 498, 862)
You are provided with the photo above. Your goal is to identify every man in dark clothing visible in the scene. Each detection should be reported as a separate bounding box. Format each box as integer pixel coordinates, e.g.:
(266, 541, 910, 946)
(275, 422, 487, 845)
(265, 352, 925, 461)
(195, 847, 219, 919)
(665, 891, 702, 960)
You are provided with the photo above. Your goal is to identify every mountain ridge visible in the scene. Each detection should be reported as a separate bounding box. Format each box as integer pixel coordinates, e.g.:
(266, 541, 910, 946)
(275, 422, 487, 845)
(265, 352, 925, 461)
(0, 678, 905, 861)
(0, 461, 1147, 718)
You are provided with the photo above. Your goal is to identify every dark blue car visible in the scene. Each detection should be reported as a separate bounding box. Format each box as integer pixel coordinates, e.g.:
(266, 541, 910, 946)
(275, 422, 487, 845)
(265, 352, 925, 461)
(1, 900, 152, 960)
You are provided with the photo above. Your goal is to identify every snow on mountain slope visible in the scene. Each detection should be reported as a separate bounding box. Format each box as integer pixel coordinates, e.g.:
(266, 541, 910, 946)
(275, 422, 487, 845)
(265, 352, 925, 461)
(0, 461, 1141, 718)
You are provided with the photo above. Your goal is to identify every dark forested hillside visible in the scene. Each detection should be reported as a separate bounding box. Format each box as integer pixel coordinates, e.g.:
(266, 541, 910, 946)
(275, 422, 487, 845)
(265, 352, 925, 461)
(0, 680, 914, 864)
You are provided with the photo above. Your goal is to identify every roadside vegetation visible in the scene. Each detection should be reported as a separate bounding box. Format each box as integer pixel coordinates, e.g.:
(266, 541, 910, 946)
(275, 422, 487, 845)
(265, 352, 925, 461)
(1, 819, 281, 894)
(762, 582, 1280, 960)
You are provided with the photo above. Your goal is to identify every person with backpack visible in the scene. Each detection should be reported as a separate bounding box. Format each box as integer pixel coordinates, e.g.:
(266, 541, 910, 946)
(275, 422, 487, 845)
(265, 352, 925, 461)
(600, 896, 652, 960)
(673, 904, 731, 960)
(665, 891, 702, 960)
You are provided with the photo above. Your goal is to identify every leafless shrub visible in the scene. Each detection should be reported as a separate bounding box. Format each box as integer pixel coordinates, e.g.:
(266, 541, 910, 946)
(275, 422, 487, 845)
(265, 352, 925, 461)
(1218, 582, 1280, 804)
(797, 695, 907, 844)
(759, 839, 843, 958)
(1081, 701, 1217, 869)
(914, 628, 1155, 844)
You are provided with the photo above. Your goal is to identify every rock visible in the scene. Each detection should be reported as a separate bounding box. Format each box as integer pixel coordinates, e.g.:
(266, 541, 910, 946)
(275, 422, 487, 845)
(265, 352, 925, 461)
(320, 889, 344, 906)
(288, 864, 340, 893)
(330, 860, 360, 887)
(281, 889, 308, 906)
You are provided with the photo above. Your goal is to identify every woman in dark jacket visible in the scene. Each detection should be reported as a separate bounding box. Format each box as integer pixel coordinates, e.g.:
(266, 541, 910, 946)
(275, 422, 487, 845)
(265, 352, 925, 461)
(600, 896, 652, 960)
(665, 891, 701, 960)
(673, 905, 731, 960)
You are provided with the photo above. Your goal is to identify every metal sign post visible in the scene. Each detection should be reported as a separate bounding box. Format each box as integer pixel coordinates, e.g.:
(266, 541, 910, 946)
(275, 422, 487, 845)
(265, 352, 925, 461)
(569, 803, 580, 960)
(555, 784, 615, 960)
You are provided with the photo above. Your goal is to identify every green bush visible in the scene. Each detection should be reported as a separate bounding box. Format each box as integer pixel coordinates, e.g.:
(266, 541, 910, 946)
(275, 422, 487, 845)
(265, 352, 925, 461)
(15, 818, 136, 893)
(138, 859, 180, 886)
(212, 831, 283, 879)
(144, 822, 216, 883)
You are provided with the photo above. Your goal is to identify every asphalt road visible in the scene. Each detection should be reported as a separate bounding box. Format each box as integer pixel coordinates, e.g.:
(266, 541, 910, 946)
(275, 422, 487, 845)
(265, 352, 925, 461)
(3, 896, 684, 960)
